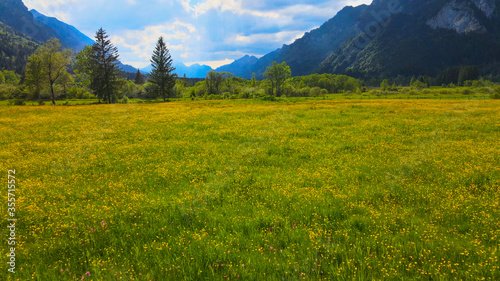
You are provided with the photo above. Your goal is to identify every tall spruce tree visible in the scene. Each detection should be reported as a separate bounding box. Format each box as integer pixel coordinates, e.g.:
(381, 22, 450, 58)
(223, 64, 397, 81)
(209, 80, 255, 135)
(134, 69, 145, 85)
(149, 37, 176, 101)
(92, 28, 121, 103)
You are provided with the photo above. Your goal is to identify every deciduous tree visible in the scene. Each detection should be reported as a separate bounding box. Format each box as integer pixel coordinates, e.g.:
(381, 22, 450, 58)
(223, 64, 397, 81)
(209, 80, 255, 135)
(24, 53, 46, 104)
(25, 38, 72, 105)
(264, 61, 291, 97)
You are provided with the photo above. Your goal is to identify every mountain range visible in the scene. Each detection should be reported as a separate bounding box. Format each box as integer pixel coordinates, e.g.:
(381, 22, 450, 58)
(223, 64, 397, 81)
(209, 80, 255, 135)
(226, 0, 500, 80)
(2, 0, 500, 80)
(0, 0, 140, 74)
(140, 55, 260, 78)
(141, 63, 214, 79)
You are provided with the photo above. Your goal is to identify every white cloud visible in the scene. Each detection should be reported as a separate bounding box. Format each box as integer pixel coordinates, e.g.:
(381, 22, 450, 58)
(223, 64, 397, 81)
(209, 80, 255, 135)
(23, 0, 374, 68)
(111, 20, 197, 65)
(182, 0, 280, 18)
(233, 30, 305, 45)
(53, 11, 72, 22)
(24, 0, 79, 14)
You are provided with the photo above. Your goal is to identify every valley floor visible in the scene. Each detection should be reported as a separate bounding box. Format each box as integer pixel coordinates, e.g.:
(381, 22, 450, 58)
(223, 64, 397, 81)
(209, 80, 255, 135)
(0, 99, 498, 280)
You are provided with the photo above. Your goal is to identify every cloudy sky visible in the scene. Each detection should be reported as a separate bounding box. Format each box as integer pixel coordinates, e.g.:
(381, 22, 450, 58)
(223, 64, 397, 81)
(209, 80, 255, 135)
(23, 0, 371, 69)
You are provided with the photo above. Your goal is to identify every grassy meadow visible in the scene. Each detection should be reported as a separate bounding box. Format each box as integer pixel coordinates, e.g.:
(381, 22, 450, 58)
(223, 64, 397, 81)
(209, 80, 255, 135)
(1, 98, 499, 280)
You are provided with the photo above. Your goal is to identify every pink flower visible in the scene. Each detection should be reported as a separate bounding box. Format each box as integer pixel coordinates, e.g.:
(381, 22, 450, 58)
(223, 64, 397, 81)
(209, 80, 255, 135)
(86, 272, 91, 276)
(102, 220, 105, 226)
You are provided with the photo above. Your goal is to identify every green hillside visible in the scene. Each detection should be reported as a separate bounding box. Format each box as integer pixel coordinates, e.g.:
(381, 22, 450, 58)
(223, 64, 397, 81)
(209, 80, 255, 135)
(0, 21, 39, 74)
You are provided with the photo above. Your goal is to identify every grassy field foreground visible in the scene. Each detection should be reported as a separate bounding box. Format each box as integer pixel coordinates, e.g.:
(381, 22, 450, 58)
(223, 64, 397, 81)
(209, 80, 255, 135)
(0, 99, 499, 280)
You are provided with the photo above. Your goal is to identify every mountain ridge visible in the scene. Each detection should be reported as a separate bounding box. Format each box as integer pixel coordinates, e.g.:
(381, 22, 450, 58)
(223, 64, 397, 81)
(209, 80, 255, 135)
(30, 9, 94, 52)
(0, 0, 141, 74)
(215, 55, 258, 78)
(0, 20, 40, 73)
(219, 0, 500, 80)
(248, 4, 369, 79)
(318, 0, 500, 79)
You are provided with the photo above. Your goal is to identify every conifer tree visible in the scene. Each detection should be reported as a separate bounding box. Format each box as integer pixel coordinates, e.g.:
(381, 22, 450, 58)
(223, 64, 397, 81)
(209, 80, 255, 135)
(92, 28, 121, 103)
(149, 37, 176, 101)
(134, 69, 145, 85)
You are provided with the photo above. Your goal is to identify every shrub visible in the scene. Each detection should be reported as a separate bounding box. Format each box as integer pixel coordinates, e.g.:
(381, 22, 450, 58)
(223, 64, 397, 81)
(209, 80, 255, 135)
(0, 84, 18, 100)
(8, 99, 26, 106)
(411, 80, 427, 90)
(298, 87, 311, 97)
(310, 87, 321, 97)
(462, 89, 471, 95)
(491, 92, 500, 99)
(121, 96, 129, 104)
(260, 95, 276, 101)
(478, 87, 494, 95)
(240, 92, 251, 99)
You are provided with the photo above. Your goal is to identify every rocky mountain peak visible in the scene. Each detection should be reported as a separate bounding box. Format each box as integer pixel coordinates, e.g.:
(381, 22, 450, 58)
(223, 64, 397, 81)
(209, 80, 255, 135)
(472, 0, 496, 18)
(426, 0, 489, 34)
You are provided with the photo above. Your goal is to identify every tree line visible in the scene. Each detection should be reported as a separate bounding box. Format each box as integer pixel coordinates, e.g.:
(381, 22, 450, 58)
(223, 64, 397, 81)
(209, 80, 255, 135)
(1, 28, 364, 104)
(18, 28, 176, 105)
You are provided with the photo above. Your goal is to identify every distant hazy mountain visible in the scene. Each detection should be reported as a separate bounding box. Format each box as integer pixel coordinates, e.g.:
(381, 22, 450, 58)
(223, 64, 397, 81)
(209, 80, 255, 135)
(30, 9, 138, 73)
(0, 0, 140, 74)
(142, 63, 213, 78)
(30, 9, 94, 52)
(215, 55, 258, 79)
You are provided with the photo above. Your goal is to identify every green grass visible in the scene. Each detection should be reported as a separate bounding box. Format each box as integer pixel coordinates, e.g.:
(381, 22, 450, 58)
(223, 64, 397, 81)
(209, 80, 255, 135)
(0, 85, 495, 107)
(0, 98, 499, 280)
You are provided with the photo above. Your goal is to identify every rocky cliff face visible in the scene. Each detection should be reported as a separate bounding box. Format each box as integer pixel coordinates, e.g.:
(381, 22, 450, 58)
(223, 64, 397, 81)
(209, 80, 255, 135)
(318, 0, 500, 79)
(426, 0, 497, 34)
(472, 0, 496, 18)
(426, 0, 487, 34)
